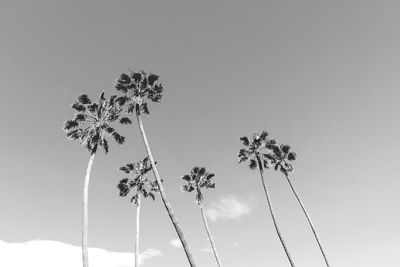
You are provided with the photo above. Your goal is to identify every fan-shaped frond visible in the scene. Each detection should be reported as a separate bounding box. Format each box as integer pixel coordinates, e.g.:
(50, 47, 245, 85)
(78, 94, 91, 105)
(288, 152, 297, 161)
(119, 117, 132, 125)
(71, 102, 85, 112)
(148, 73, 159, 86)
(64, 120, 79, 131)
(240, 136, 250, 146)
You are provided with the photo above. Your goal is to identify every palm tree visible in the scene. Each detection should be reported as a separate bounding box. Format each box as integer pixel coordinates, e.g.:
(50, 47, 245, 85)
(115, 71, 197, 266)
(272, 144, 331, 267)
(181, 167, 223, 267)
(117, 156, 159, 267)
(63, 92, 127, 267)
(238, 131, 296, 267)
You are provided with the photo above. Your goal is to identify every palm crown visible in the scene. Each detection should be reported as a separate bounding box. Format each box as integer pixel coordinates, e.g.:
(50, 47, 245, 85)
(117, 157, 159, 204)
(238, 130, 279, 170)
(63, 92, 127, 154)
(115, 70, 164, 115)
(181, 167, 216, 204)
(271, 145, 297, 175)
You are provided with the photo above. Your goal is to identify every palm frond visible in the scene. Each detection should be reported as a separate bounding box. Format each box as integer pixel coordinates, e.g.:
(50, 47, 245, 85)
(64, 120, 79, 131)
(127, 103, 135, 114)
(240, 136, 250, 146)
(249, 159, 258, 170)
(148, 73, 159, 86)
(288, 152, 297, 161)
(102, 138, 109, 154)
(71, 102, 86, 112)
(182, 175, 191, 182)
(132, 72, 143, 83)
(74, 113, 86, 122)
(119, 117, 132, 125)
(260, 130, 269, 140)
(112, 132, 125, 145)
(117, 178, 131, 197)
(281, 144, 291, 154)
(87, 103, 98, 113)
(78, 94, 91, 105)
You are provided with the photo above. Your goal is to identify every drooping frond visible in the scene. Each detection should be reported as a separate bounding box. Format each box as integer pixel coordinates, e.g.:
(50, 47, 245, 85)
(249, 159, 258, 170)
(112, 132, 125, 145)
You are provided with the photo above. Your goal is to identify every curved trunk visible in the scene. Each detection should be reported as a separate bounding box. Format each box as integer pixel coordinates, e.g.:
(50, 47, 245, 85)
(256, 156, 295, 267)
(82, 152, 96, 267)
(136, 107, 197, 267)
(284, 174, 330, 267)
(135, 195, 141, 267)
(199, 203, 223, 267)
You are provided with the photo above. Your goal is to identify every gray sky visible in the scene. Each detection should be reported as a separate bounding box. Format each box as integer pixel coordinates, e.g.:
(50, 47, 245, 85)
(1, 1, 399, 266)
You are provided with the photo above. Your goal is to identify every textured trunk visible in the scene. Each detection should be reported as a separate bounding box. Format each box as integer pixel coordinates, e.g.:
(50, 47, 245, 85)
(82, 152, 96, 267)
(199, 203, 223, 267)
(284, 174, 330, 267)
(136, 106, 197, 267)
(256, 156, 295, 267)
(135, 195, 141, 267)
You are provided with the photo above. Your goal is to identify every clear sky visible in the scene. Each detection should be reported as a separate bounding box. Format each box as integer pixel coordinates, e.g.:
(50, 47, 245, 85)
(1, 1, 399, 266)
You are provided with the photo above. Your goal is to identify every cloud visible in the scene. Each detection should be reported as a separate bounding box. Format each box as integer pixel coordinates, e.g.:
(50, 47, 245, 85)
(169, 239, 182, 248)
(0, 240, 161, 267)
(205, 195, 254, 221)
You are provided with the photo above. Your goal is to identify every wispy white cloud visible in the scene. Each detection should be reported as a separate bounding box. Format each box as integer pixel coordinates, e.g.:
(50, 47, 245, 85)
(205, 195, 254, 221)
(0, 240, 161, 267)
(169, 239, 182, 248)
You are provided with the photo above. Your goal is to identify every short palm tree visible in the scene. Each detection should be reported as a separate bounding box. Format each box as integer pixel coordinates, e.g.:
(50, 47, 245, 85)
(117, 156, 159, 267)
(272, 144, 331, 267)
(238, 131, 296, 267)
(181, 167, 223, 267)
(115, 71, 197, 266)
(63, 92, 127, 267)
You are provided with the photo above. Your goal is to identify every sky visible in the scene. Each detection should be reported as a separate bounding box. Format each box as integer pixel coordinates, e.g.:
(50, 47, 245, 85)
(0, 0, 399, 266)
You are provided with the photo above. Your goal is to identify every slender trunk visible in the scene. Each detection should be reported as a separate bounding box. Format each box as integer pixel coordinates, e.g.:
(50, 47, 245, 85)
(135, 106, 197, 267)
(135, 195, 141, 267)
(256, 156, 295, 267)
(82, 152, 96, 267)
(199, 203, 223, 267)
(284, 174, 330, 267)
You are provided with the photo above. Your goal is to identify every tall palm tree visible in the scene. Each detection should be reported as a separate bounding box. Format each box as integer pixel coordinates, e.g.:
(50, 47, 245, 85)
(181, 167, 223, 267)
(117, 156, 159, 267)
(63, 92, 127, 267)
(238, 131, 296, 267)
(115, 71, 197, 266)
(272, 144, 331, 267)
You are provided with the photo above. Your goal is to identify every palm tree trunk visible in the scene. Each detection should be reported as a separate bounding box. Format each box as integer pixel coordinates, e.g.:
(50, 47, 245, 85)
(256, 156, 295, 267)
(135, 106, 197, 267)
(284, 173, 330, 267)
(135, 195, 141, 267)
(199, 203, 223, 267)
(82, 152, 96, 267)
